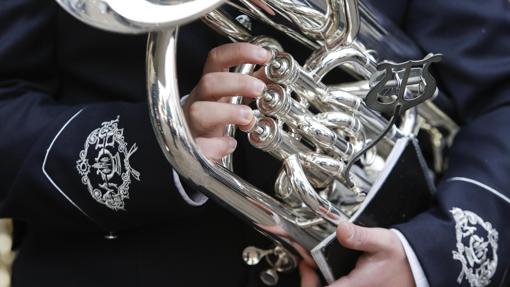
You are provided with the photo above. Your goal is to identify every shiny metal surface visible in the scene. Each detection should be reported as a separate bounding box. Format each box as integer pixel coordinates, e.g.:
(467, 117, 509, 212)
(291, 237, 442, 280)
(56, 0, 458, 284)
(285, 155, 348, 225)
(55, 0, 225, 33)
(146, 28, 330, 254)
(203, 9, 252, 42)
(243, 245, 297, 285)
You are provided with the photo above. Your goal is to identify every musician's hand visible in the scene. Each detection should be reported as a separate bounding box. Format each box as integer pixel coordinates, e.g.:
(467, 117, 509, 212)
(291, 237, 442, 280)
(183, 43, 270, 161)
(298, 221, 416, 287)
(299, 261, 321, 287)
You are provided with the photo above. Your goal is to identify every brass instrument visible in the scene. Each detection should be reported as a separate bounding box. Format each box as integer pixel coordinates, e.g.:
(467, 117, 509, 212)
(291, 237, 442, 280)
(56, 0, 458, 284)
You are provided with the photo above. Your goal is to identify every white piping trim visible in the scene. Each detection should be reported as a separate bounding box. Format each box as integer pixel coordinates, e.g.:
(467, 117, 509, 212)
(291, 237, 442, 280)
(447, 177, 510, 205)
(41, 109, 92, 218)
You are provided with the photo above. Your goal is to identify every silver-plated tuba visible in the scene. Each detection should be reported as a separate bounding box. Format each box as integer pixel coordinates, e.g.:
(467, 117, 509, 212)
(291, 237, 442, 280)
(56, 0, 458, 285)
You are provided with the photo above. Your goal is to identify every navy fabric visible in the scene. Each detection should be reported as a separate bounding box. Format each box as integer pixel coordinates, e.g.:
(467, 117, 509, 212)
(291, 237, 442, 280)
(0, 1, 295, 287)
(374, 0, 510, 286)
(0, 0, 509, 286)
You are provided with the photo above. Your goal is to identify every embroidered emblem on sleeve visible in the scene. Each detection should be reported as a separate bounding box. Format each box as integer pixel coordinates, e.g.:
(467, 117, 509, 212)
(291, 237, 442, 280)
(76, 116, 140, 211)
(451, 207, 498, 287)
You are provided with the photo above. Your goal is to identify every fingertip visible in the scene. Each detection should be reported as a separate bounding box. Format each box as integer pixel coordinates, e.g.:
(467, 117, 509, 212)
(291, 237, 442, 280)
(215, 137, 237, 161)
(216, 137, 237, 161)
(252, 79, 266, 96)
(255, 46, 272, 63)
(239, 106, 254, 125)
(227, 137, 237, 152)
(240, 76, 266, 99)
(197, 137, 237, 162)
(337, 223, 391, 253)
(239, 115, 257, 132)
(216, 137, 237, 159)
(336, 221, 354, 246)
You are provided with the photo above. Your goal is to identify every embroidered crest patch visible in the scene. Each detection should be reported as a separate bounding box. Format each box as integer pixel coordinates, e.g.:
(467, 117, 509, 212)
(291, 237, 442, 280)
(76, 116, 140, 210)
(451, 207, 498, 287)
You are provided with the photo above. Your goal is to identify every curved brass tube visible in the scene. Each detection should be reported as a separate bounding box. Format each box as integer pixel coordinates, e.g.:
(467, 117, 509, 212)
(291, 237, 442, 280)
(146, 28, 332, 251)
(55, 0, 225, 33)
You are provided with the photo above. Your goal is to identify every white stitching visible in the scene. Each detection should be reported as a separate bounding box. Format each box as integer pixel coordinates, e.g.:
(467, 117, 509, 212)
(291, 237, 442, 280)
(451, 207, 498, 287)
(76, 115, 140, 211)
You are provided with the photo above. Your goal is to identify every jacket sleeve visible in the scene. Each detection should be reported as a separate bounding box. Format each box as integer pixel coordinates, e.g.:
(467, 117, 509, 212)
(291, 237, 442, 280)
(395, 1, 510, 286)
(0, 0, 207, 234)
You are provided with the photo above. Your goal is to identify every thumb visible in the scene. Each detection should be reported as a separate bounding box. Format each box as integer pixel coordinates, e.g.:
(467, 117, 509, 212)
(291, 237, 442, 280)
(336, 221, 393, 253)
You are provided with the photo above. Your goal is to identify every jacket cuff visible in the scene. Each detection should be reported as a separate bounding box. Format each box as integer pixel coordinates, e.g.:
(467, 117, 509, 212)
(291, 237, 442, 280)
(394, 179, 508, 287)
(391, 229, 430, 287)
(23, 102, 208, 232)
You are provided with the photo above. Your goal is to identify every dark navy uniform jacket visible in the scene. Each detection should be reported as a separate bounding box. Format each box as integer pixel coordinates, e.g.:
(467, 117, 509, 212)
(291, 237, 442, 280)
(0, 0, 509, 287)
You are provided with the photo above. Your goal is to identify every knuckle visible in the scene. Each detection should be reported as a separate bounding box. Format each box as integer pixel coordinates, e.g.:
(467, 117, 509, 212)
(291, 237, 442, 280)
(188, 102, 203, 121)
(198, 73, 216, 95)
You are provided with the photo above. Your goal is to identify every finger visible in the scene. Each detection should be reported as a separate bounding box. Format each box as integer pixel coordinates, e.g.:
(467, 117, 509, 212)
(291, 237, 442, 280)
(238, 116, 257, 133)
(194, 72, 266, 101)
(195, 136, 237, 162)
(336, 221, 394, 253)
(204, 43, 271, 74)
(291, 242, 316, 268)
(189, 101, 254, 136)
(299, 262, 321, 287)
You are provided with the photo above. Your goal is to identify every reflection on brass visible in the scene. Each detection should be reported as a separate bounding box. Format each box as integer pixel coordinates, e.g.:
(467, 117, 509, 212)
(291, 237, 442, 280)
(54, 0, 459, 284)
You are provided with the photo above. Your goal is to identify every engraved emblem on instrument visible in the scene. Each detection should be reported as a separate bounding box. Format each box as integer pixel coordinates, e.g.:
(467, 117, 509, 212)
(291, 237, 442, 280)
(342, 53, 443, 187)
(366, 53, 443, 114)
(451, 207, 498, 287)
(76, 116, 140, 211)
